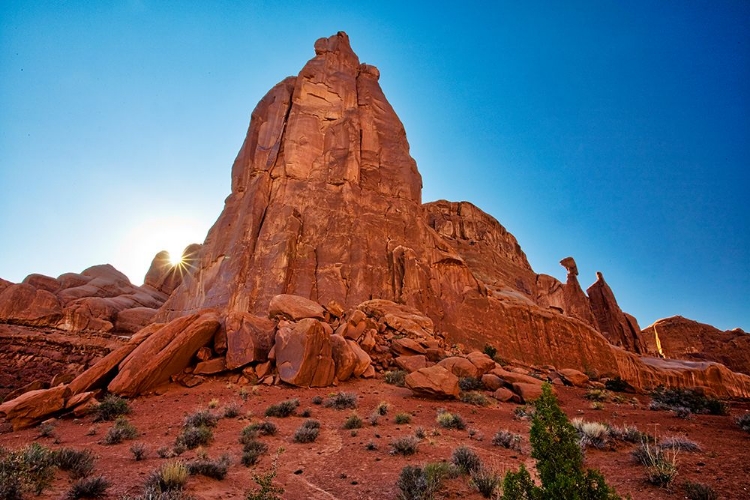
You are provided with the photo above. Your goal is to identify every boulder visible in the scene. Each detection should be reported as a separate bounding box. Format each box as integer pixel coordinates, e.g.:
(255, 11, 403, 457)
(490, 367, 543, 386)
(274, 318, 335, 387)
(512, 382, 545, 403)
(466, 351, 495, 375)
(225, 312, 276, 369)
(115, 307, 159, 334)
(269, 294, 325, 321)
(438, 356, 480, 379)
(22, 274, 61, 293)
(492, 387, 518, 403)
(193, 357, 227, 375)
(0, 283, 62, 327)
(0, 385, 70, 430)
(391, 338, 427, 356)
(395, 355, 428, 373)
(405, 365, 459, 399)
(481, 373, 503, 391)
(331, 334, 357, 381)
(558, 368, 589, 387)
(348, 340, 372, 377)
(108, 310, 221, 396)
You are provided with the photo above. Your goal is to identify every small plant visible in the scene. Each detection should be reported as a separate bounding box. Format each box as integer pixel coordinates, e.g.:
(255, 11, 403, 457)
(265, 398, 299, 417)
(0, 443, 56, 496)
(414, 427, 426, 439)
(239, 387, 250, 401)
(224, 402, 241, 418)
(458, 377, 483, 392)
(368, 412, 380, 426)
(187, 454, 230, 480)
(86, 425, 98, 436)
(293, 420, 321, 443)
(590, 401, 604, 410)
(324, 392, 357, 410)
(683, 481, 718, 500)
(38, 421, 56, 438)
(183, 409, 219, 429)
(53, 447, 96, 479)
(451, 445, 481, 474)
(311, 395, 323, 405)
(365, 441, 377, 451)
(659, 436, 700, 452)
(242, 421, 278, 440)
(584, 389, 610, 402)
(207, 398, 219, 409)
(65, 476, 110, 499)
(104, 417, 138, 445)
(246, 460, 284, 500)
(241, 439, 269, 466)
(460, 391, 490, 407)
(343, 413, 363, 429)
(131, 442, 147, 461)
(394, 412, 412, 425)
(147, 460, 189, 492)
(94, 394, 131, 421)
(391, 436, 419, 455)
(470, 466, 501, 498)
(650, 386, 729, 415)
(512, 405, 534, 420)
(633, 440, 678, 488)
(607, 424, 646, 443)
(571, 419, 610, 449)
(157, 446, 172, 459)
(376, 401, 390, 415)
(673, 406, 693, 419)
(300, 408, 312, 418)
(175, 424, 213, 450)
(735, 413, 750, 433)
(395, 463, 448, 500)
(482, 344, 497, 359)
(385, 370, 407, 387)
(436, 410, 465, 430)
(492, 429, 522, 451)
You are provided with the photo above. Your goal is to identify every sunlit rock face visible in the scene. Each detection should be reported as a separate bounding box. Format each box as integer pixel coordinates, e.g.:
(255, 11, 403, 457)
(158, 32, 475, 322)
(153, 32, 638, 377)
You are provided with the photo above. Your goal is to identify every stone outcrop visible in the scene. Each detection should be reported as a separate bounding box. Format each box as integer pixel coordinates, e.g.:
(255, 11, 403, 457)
(274, 318, 335, 387)
(642, 316, 750, 375)
(587, 272, 647, 353)
(144, 244, 201, 296)
(108, 311, 221, 396)
(405, 365, 460, 399)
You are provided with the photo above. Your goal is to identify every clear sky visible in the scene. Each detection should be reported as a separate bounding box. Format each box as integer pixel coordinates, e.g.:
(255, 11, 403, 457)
(1, 1, 748, 331)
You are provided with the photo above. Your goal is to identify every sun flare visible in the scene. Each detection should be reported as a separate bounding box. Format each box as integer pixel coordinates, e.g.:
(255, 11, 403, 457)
(167, 251, 185, 268)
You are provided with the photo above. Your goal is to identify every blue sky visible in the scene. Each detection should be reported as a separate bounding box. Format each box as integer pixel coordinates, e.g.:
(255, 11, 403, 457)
(1, 1, 748, 331)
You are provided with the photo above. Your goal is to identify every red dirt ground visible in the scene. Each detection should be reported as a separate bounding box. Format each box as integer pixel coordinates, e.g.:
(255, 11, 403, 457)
(1, 377, 749, 499)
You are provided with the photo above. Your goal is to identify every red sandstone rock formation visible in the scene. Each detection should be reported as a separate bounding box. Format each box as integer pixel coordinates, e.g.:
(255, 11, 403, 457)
(2, 32, 749, 423)
(642, 316, 750, 375)
(587, 272, 647, 354)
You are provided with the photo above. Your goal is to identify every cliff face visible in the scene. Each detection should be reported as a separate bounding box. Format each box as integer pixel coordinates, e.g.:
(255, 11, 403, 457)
(157, 32, 475, 321)
(643, 316, 750, 376)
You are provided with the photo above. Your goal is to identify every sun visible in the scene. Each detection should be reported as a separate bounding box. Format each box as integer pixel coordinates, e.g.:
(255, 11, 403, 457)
(167, 250, 185, 268)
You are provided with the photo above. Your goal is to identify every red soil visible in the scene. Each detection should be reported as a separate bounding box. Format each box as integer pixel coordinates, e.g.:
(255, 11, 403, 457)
(1, 377, 749, 499)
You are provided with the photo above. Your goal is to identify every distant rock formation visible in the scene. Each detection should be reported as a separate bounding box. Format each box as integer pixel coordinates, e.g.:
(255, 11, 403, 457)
(587, 272, 647, 354)
(642, 316, 750, 375)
